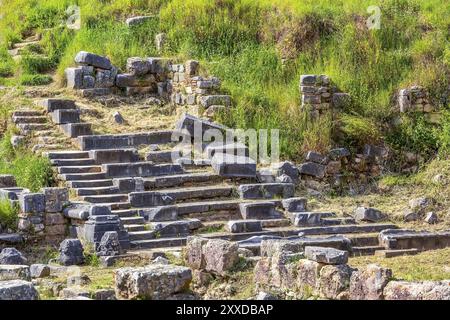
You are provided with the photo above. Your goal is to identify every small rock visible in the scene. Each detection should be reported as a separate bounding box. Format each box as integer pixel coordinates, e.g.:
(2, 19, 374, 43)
(304, 246, 348, 265)
(0, 248, 27, 265)
(432, 174, 446, 184)
(30, 264, 50, 278)
(354, 207, 385, 222)
(276, 174, 293, 184)
(272, 161, 299, 182)
(147, 97, 162, 106)
(59, 239, 84, 266)
(113, 111, 125, 124)
(67, 274, 91, 286)
(403, 210, 419, 222)
(409, 197, 433, 214)
(10, 135, 25, 148)
(152, 256, 170, 265)
(94, 289, 116, 300)
(424, 212, 438, 224)
(255, 291, 278, 300)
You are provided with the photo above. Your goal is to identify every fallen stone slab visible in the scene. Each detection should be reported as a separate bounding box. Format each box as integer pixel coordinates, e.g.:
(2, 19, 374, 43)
(226, 220, 263, 233)
(238, 183, 295, 199)
(304, 246, 349, 265)
(115, 264, 192, 300)
(211, 153, 256, 178)
(0, 280, 39, 300)
(354, 207, 386, 222)
(0, 233, 24, 245)
(62, 203, 90, 220)
(75, 51, 112, 70)
(306, 151, 329, 164)
(384, 280, 450, 300)
(271, 161, 299, 182)
(239, 201, 283, 220)
(379, 229, 450, 251)
(0, 265, 31, 281)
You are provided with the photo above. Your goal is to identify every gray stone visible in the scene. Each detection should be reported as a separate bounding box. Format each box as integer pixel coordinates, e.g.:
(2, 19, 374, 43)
(175, 113, 226, 140)
(383, 280, 450, 300)
(59, 239, 84, 266)
(300, 75, 317, 85)
(102, 162, 184, 178)
(256, 291, 278, 300)
(282, 197, 307, 212)
(60, 123, 92, 138)
(83, 75, 95, 88)
(318, 264, 354, 299)
(65, 67, 83, 89)
(306, 151, 328, 164)
(94, 289, 116, 300)
(152, 256, 170, 265)
(30, 264, 50, 278)
(328, 148, 351, 160)
(0, 265, 30, 281)
(155, 33, 166, 53)
(151, 221, 191, 237)
(129, 192, 174, 208)
(238, 183, 295, 199)
(115, 264, 192, 300)
(185, 60, 199, 76)
(0, 280, 39, 300)
(40, 99, 77, 112)
(42, 187, 69, 213)
(199, 95, 231, 108)
(211, 153, 256, 178)
(19, 193, 45, 213)
(354, 207, 385, 222)
(403, 210, 419, 222)
(226, 220, 262, 233)
(239, 202, 282, 220)
(126, 57, 151, 76)
(0, 248, 27, 265)
(75, 51, 112, 70)
(140, 206, 178, 222)
(89, 205, 112, 216)
(95, 66, 117, 87)
(304, 246, 348, 265)
(125, 15, 154, 27)
(0, 175, 16, 188)
(424, 211, 438, 224)
(272, 161, 299, 182)
(89, 148, 139, 164)
(203, 239, 239, 276)
(409, 197, 433, 214)
(113, 111, 125, 124)
(10, 135, 25, 148)
(349, 264, 392, 300)
(298, 162, 326, 179)
(275, 174, 293, 183)
(97, 231, 122, 257)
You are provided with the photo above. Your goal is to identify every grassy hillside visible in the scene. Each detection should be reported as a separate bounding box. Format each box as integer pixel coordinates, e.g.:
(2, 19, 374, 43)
(0, 0, 449, 161)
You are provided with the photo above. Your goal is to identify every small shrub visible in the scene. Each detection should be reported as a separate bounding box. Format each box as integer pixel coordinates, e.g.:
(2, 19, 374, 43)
(0, 199, 19, 231)
(19, 74, 53, 86)
(20, 54, 56, 74)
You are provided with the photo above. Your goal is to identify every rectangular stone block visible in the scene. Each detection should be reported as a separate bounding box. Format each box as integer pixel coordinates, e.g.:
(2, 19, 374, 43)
(75, 51, 112, 70)
(129, 192, 175, 208)
(89, 149, 139, 164)
(42, 188, 69, 213)
(211, 153, 256, 178)
(175, 113, 226, 140)
(60, 123, 92, 138)
(80, 88, 113, 97)
(103, 162, 184, 178)
(239, 202, 282, 220)
(198, 95, 231, 108)
(65, 67, 83, 89)
(51, 109, 80, 125)
(19, 193, 45, 214)
(0, 188, 29, 201)
(226, 220, 262, 233)
(78, 131, 174, 150)
(238, 183, 295, 199)
(113, 178, 144, 193)
(40, 99, 76, 112)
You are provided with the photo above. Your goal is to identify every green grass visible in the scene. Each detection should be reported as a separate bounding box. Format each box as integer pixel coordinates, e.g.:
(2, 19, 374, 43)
(0, 199, 19, 231)
(0, 0, 449, 161)
(18, 74, 53, 86)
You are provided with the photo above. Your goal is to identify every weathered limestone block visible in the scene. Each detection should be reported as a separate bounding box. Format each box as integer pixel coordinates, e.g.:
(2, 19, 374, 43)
(115, 264, 192, 300)
(96, 231, 122, 257)
(378, 229, 450, 251)
(59, 239, 84, 266)
(0, 280, 39, 300)
(65, 67, 83, 89)
(238, 183, 295, 199)
(304, 246, 348, 265)
(60, 123, 92, 138)
(306, 151, 328, 164)
(226, 220, 262, 233)
(155, 33, 166, 52)
(203, 239, 239, 276)
(126, 57, 151, 76)
(349, 264, 392, 300)
(296, 259, 323, 295)
(384, 280, 450, 300)
(30, 264, 50, 279)
(75, 51, 112, 70)
(281, 197, 307, 212)
(239, 202, 283, 220)
(39, 98, 77, 112)
(211, 154, 256, 178)
(51, 109, 80, 124)
(0, 265, 31, 281)
(199, 95, 231, 108)
(298, 162, 326, 179)
(140, 206, 178, 222)
(184, 236, 209, 270)
(19, 193, 45, 213)
(328, 148, 350, 160)
(42, 187, 69, 213)
(175, 113, 226, 139)
(354, 207, 386, 222)
(89, 148, 139, 164)
(185, 60, 199, 76)
(317, 264, 354, 300)
(271, 161, 299, 182)
(95, 66, 117, 87)
(129, 192, 174, 208)
(0, 175, 16, 188)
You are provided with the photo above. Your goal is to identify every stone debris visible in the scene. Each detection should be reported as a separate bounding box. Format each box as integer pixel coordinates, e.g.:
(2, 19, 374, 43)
(0, 248, 27, 265)
(424, 211, 438, 224)
(113, 111, 125, 124)
(384, 280, 450, 300)
(115, 264, 192, 300)
(354, 207, 386, 222)
(30, 264, 51, 278)
(349, 264, 392, 300)
(0, 280, 39, 300)
(96, 231, 122, 257)
(304, 246, 348, 265)
(59, 239, 84, 266)
(0, 265, 31, 281)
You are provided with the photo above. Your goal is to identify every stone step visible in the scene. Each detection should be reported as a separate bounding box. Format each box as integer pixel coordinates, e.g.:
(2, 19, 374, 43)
(176, 199, 282, 216)
(130, 237, 186, 250)
(348, 233, 380, 247)
(296, 223, 398, 236)
(351, 246, 385, 257)
(103, 202, 131, 210)
(57, 166, 102, 174)
(125, 224, 146, 232)
(82, 194, 128, 204)
(18, 123, 51, 132)
(67, 179, 113, 188)
(46, 150, 90, 160)
(374, 248, 420, 258)
(78, 130, 176, 151)
(12, 110, 43, 117)
(121, 216, 146, 225)
(51, 158, 96, 166)
(12, 116, 47, 124)
(321, 217, 356, 225)
(60, 123, 92, 138)
(155, 185, 234, 202)
(128, 231, 155, 242)
(59, 172, 107, 181)
(102, 162, 184, 178)
(76, 186, 121, 196)
(143, 172, 222, 189)
(112, 209, 139, 218)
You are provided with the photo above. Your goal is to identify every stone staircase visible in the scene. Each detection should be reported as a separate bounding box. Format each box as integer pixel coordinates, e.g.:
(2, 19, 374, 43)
(12, 98, 398, 254)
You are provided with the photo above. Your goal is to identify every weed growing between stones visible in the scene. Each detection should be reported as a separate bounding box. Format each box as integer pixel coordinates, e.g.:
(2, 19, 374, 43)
(0, 198, 19, 231)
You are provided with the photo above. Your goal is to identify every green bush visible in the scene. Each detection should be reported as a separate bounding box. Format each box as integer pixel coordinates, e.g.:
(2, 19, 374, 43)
(0, 199, 19, 231)
(20, 54, 56, 74)
(19, 74, 53, 86)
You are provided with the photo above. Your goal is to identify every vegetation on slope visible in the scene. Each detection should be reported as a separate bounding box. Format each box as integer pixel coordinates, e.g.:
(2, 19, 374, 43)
(0, 0, 448, 162)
